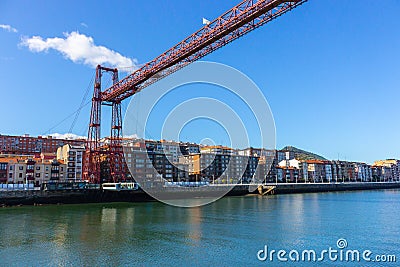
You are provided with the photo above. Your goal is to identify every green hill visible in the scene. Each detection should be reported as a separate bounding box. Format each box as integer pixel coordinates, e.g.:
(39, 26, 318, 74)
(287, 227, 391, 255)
(281, 146, 327, 161)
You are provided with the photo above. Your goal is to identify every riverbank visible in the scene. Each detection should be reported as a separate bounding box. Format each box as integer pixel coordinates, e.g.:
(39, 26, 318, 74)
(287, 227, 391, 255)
(0, 185, 249, 206)
(1, 182, 399, 206)
(260, 181, 400, 194)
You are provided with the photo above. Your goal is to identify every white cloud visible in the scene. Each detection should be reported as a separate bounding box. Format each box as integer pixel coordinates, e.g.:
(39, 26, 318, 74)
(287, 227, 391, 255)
(46, 133, 86, 140)
(20, 31, 138, 70)
(80, 22, 88, 28)
(123, 134, 139, 139)
(0, 24, 18, 33)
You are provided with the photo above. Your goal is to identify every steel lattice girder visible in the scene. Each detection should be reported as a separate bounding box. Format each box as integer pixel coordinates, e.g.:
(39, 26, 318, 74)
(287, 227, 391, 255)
(101, 0, 307, 102)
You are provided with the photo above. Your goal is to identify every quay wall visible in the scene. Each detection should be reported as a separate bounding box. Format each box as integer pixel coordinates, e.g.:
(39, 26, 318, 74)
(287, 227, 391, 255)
(266, 182, 400, 194)
(1, 183, 399, 206)
(0, 185, 249, 206)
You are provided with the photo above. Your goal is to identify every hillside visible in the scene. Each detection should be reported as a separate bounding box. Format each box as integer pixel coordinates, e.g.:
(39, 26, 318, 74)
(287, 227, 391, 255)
(281, 146, 327, 161)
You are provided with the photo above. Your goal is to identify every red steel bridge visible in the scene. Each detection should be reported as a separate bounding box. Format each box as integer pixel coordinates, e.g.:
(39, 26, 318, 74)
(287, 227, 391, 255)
(83, 0, 308, 183)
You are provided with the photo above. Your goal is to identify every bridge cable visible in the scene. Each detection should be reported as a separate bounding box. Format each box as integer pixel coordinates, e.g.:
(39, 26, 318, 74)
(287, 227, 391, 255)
(68, 73, 95, 133)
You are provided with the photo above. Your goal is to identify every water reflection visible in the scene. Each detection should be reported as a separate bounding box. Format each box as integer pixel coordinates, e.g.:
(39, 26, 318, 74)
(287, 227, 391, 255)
(0, 190, 399, 266)
(187, 208, 202, 245)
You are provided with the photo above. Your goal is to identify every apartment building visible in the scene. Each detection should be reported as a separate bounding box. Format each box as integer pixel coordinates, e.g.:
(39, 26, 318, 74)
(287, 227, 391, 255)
(181, 151, 259, 183)
(373, 159, 400, 181)
(57, 144, 85, 181)
(143, 139, 198, 163)
(306, 160, 326, 182)
(124, 145, 182, 185)
(276, 166, 299, 182)
(0, 134, 85, 155)
(179, 142, 200, 155)
(0, 156, 66, 185)
(331, 161, 356, 182)
(278, 158, 309, 182)
(0, 160, 8, 183)
(200, 145, 234, 155)
(354, 162, 372, 182)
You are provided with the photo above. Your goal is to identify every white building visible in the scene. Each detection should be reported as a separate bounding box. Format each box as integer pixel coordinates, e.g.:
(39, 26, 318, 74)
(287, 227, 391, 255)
(57, 144, 85, 181)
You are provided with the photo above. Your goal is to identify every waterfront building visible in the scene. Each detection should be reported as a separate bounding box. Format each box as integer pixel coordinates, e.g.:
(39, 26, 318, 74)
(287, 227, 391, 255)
(183, 153, 232, 182)
(382, 166, 392, 181)
(125, 144, 178, 183)
(275, 165, 299, 182)
(179, 142, 200, 155)
(238, 147, 272, 157)
(325, 163, 333, 182)
(0, 161, 7, 183)
(243, 155, 259, 183)
(277, 151, 285, 163)
(371, 166, 383, 181)
(200, 145, 234, 155)
(331, 161, 356, 182)
(265, 154, 279, 183)
(306, 160, 326, 182)
(175, 162, 189, 181)
(300, 161, 309, 182)
(276, 166, 284, 182)
(278, 158, 309, 182)
(373, 159, 400, 181)
(57, 144, 85, 181)
(276, 149, 295, 163)
(254, 156, 267, 183)
(30, 158, 66, 185)
(393, 161, 400, 181)
(238, 148, 276, 183)
(278, 158, 300, 169)
(50, 159, 64, 181)
(354, 162, 372, 182)
(144, 139, 185, 163)
(160, 140, 180, 163)
(0, 155, 66, 185)
(180, 151, 258, 183)
(283, 167, 299, 182)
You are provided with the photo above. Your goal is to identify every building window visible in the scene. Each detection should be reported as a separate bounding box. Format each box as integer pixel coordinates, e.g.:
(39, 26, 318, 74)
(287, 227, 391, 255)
(19, 173, 22, 178)
(35, 173, 40, 178)
(19, 166, 23, 170)
(36, 166, 40, 170)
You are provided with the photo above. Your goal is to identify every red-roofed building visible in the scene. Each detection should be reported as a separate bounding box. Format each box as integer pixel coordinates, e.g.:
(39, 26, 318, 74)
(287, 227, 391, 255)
(0, 156, 66, 186)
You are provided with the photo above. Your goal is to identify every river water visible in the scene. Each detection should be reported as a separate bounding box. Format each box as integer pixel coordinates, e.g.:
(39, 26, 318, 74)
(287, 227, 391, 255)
(0, 189, 399, 266)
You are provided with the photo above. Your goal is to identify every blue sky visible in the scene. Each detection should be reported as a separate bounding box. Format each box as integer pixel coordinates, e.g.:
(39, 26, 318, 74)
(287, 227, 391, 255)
(1, 0, 399, 164)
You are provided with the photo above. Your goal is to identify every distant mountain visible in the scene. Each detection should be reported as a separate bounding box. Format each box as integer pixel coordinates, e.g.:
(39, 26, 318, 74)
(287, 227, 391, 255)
(281, 146, 327, 161)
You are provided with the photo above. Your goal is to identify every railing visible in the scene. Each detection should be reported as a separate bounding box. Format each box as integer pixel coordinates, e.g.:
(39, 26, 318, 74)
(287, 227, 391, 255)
(0, 183, 37, 190)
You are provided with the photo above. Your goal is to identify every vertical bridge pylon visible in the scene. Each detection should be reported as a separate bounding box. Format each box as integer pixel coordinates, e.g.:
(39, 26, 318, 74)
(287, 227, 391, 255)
(84, 65, 126, 183)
